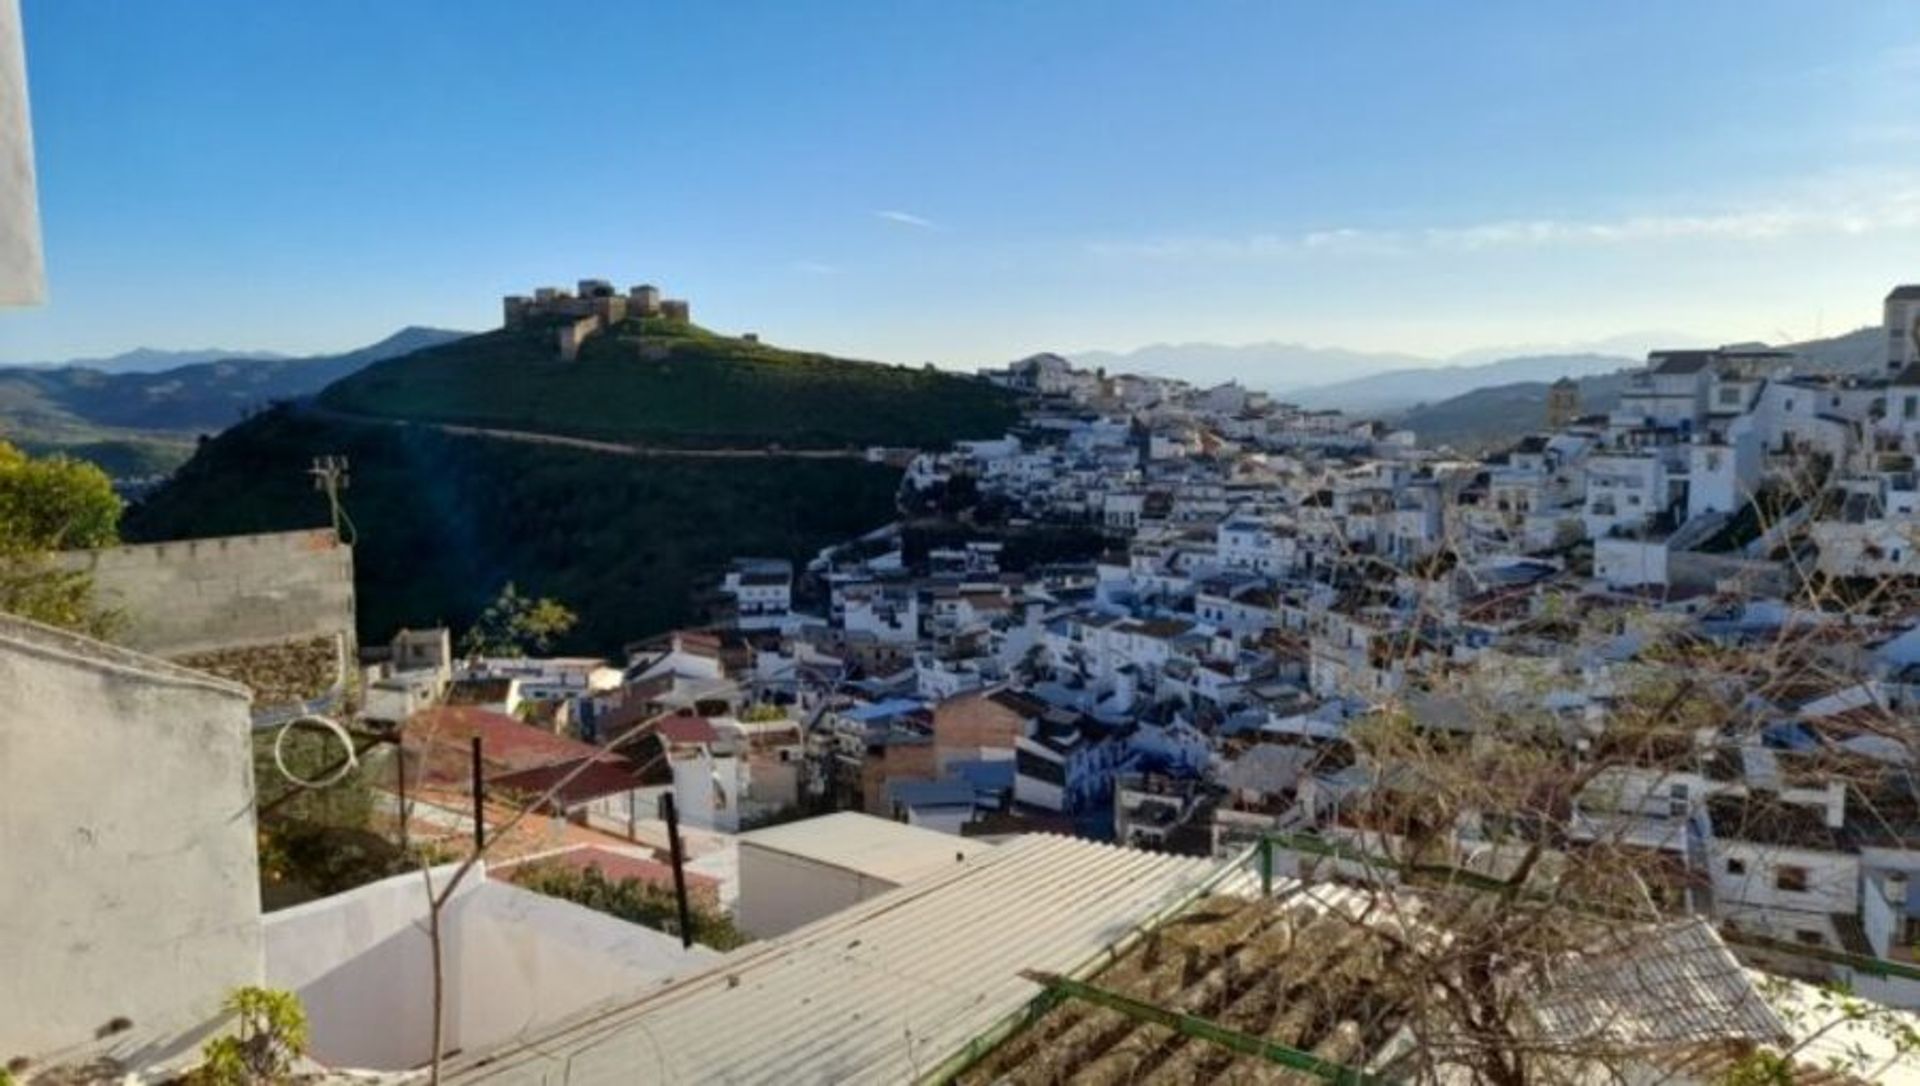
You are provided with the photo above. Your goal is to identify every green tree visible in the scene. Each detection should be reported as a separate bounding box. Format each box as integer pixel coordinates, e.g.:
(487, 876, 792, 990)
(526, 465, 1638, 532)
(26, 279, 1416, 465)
(0, 440, 123, 635)
(460, 581, 577, 657)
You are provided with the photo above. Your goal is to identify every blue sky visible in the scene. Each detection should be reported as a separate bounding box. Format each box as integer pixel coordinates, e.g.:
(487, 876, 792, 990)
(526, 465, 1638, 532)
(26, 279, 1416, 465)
(3, 1, 1918, 371)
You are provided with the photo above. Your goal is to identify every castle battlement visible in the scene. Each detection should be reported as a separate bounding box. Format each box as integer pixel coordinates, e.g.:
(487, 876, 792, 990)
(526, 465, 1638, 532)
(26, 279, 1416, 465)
(502, 279, 691, 360)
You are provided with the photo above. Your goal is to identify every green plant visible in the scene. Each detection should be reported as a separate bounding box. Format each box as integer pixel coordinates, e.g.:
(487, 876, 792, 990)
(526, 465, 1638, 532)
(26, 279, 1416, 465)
(514, 862, 748, 950)
(193, 987, 308, 1086)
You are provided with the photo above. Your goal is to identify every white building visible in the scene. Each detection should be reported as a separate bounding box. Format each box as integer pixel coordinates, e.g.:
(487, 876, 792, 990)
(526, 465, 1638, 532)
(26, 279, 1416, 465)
(734, 812, 994, 937)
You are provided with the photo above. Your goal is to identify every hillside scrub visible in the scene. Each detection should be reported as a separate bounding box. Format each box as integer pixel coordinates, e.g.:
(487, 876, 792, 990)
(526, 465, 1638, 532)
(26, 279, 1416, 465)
(319, 320, 1020, 451)
(125, 406, 902, 652)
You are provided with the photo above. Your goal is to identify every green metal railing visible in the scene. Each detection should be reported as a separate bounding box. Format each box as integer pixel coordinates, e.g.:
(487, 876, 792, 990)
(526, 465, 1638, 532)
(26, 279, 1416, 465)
(1020, 971, 1384, 1084)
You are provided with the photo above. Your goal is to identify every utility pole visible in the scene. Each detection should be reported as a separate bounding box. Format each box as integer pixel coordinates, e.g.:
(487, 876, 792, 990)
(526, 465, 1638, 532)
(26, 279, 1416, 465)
(662, 793, 695, 950)
(308, 455, 352, 543)
(470, 736, 486, 853)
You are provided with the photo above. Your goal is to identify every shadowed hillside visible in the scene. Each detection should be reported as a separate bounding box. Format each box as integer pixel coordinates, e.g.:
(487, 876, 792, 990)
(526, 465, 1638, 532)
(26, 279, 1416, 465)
(124, 406, 904, 652)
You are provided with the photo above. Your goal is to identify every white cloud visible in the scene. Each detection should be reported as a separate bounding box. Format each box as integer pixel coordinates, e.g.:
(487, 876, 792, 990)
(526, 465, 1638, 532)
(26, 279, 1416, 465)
(792, 260, 840, 275)
(1088, 179, 1920, 261)
(875, 209, 939, 230)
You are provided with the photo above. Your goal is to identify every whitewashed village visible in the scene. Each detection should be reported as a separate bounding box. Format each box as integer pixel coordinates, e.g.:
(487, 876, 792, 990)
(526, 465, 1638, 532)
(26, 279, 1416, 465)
(19, 1, 1920, 1080)
(18, 281, 1920, 1084)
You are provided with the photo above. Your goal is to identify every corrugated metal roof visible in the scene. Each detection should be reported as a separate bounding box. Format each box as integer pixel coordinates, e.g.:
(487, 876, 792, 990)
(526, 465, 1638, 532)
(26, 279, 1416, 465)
(738, 811, 996, 884)
(1531, 918, 1784, 1049)
(445, 834, 1226, 1085)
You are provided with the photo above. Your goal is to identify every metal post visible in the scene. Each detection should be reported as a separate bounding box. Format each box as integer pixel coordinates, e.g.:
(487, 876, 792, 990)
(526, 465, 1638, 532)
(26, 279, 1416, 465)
(662, 793, 695, 950)
(470, 736, 485, 853)
(396, 738, 409, 856)
(1259, 835, 1273, 898)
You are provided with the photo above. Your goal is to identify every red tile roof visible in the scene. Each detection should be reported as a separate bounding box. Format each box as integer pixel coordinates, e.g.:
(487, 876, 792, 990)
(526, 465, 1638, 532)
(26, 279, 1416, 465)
(658, 715, 720, 745)
(405, 705, 603, 776)
(488, 755, 649, 807)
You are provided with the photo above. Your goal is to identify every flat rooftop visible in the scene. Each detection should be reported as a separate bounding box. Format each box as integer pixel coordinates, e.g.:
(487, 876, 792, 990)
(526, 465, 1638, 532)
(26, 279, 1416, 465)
(736, 810, 994, 884)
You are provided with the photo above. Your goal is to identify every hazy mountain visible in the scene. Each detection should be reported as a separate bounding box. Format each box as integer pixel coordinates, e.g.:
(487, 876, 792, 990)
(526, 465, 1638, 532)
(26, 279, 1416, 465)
(1393, 326, 1894, 452)
(1286, 353, 1637, 413)
(5, 345, 294, 374)
(0, 326, 470, 477)
(1771, 325, 1884, 374)
(1069, 341, 1427, 392)
(1395, 373, 1633, 453)
(1440, 331, 1711, 367)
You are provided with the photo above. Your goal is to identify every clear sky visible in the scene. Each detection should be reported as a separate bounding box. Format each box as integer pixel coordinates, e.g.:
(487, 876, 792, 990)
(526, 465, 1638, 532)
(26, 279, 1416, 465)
(2, 1, 1918, 370)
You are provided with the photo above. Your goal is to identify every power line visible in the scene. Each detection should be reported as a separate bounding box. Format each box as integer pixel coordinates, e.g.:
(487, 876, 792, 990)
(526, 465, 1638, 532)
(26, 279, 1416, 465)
(308, 454, 356, 545)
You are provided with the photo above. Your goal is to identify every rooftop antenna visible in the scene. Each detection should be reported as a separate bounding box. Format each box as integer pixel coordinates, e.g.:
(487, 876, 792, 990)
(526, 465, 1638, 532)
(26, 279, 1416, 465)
(308, 455, 356, 545)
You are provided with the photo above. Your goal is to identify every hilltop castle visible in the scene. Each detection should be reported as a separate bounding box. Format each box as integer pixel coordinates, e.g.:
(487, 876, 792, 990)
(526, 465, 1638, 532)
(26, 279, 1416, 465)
(501, 279, 691, 360)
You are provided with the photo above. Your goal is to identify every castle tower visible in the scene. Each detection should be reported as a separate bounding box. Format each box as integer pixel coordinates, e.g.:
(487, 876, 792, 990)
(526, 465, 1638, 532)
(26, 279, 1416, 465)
(501, 294, 530, 328)
(1886, 285, 1920, 375)
(630, 283, 663, 317)
(1546, 376, 1579, 429)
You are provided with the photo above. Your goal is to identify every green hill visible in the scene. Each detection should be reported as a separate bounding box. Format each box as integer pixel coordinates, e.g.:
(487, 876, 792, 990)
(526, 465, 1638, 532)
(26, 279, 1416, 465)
(319, 317, 1020, 450)
(124, 405, 903, 652)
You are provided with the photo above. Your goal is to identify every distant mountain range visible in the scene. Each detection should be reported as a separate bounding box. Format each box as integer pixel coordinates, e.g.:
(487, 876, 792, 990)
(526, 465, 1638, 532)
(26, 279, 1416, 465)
(1070, 326, 1889, 444)
(3, 345, 295, 374)
(1285, 353, 1637, 413)
(0, 326, 469, 476)
(1069, 331, 1710, 407)
(1070, 341, 1430, 393)
(1393, 326, 1886, 452)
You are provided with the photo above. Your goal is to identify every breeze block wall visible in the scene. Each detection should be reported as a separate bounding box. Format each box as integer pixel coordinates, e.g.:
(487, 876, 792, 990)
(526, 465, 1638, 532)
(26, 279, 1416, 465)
(56, 529, 355, 657)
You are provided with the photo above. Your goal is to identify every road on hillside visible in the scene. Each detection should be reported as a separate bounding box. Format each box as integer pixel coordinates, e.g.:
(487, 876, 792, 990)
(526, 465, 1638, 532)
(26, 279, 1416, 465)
(302, 404, 874, 461)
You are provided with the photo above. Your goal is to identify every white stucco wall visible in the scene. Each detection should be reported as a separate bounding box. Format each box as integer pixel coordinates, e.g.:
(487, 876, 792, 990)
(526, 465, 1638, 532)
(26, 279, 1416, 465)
(736, 844, 901, 939)
(264, 866, 716, 1070)
(262, 865, 468, 1071)
(0, 614, 261, 1063)
(0, 0, 43, 306)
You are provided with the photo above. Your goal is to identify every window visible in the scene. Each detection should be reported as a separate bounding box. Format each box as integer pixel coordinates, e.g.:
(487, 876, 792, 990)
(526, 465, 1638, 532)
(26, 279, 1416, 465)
(1906, 396, 1918, 421)
(1726, 857, 1746, 876)
(1785, 399, 1796, 412)
(1719, 386, 1741, 405)
(1776, 865, 1810, 893)
(1795, 930, 1826, 947)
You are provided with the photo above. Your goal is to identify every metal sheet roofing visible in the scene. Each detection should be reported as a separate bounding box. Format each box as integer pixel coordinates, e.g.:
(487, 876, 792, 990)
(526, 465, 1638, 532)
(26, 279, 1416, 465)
(444, 833, 1226, 1085)
(1531, 918, 1784, 1051)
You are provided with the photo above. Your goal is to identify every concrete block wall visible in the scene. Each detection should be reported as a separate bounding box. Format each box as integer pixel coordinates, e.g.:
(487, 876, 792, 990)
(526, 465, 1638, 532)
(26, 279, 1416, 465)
(56, 529, 355, 658)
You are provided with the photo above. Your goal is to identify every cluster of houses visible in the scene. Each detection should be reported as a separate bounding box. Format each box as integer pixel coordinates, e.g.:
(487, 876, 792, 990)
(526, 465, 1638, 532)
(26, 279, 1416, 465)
(588, 282, 1920, 1008)
(335, 281, 1920, 1014)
